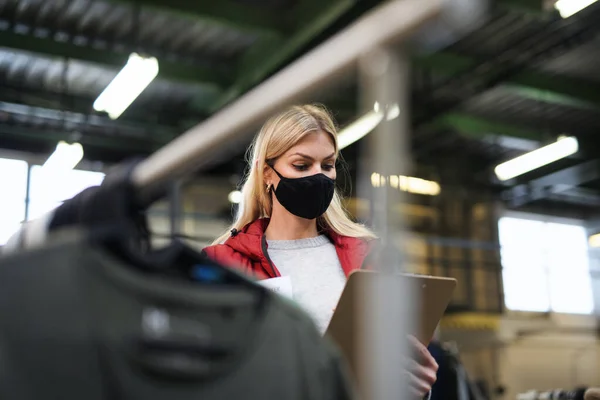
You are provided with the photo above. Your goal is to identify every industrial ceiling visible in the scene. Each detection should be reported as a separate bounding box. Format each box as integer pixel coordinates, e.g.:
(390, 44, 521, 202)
(1, 0, 600, 210)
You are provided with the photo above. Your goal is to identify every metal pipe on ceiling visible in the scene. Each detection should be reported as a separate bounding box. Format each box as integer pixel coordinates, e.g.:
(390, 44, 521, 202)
(0, 100, 174, 139)
(415, 1, 600, 125)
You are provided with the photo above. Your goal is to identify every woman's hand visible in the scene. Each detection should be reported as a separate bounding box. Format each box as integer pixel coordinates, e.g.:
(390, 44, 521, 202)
(406, 335, 438, 398)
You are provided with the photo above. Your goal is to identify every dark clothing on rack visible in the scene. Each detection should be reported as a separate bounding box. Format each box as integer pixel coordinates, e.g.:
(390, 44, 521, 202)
(0, 232, 355, 400)
(0, 160, 356, 400)
(428, 341, 484, 400)
(429, 342, 452, 400)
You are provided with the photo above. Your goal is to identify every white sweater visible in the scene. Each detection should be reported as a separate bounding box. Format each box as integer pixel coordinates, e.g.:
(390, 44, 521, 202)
(266, 235, 345, 334)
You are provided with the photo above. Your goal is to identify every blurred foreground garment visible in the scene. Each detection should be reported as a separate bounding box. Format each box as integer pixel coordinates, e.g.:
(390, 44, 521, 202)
(429, 341, 486, 400)
(0, 161, 355, 400)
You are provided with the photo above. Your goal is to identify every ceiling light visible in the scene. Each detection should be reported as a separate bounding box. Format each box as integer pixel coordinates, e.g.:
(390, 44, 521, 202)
(371, 172, 441, 196)
(337, 103, 402, 149)
(494, 136, 578, 181)
(371, 172, 387, 188)
(554, 0, 597, 18)
(337, 102, 402, 149)
(386, 103, 400, 121)
(400, 175, 441, 196)
(42, 141, 84, 174)
(93, 53, 159, 120)
(589, 233, 600, 248)
(228, 190, 243, 204)
(338, 110, 384, 150)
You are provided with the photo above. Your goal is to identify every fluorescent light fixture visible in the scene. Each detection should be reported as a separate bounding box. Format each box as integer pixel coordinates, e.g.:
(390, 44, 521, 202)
(337, 103, 400, 150)
(93, 53, 159, 120)
(43, 141, 84, 173)
(589, 233, 600, 248)
(228, 190, 243, 204)
(494, 136, 578, 181)
(386, 103, 400, 121)
(371, 172, 387, 187)
(371, 172, 441, 196)
(337, 110, 384, 150)
(554, 0, 597, 18)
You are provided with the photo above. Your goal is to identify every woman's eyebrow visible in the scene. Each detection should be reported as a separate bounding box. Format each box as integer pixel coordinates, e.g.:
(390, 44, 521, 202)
(289, 152, 314, 160)
(289, 152, 336, 160)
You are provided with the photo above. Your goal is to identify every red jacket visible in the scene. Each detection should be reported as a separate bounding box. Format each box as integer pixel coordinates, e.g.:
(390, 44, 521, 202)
(203, 218, 375, 280)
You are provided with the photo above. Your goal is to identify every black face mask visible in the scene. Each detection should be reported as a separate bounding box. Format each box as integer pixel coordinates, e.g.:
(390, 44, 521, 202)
(271, 167, 335, 220)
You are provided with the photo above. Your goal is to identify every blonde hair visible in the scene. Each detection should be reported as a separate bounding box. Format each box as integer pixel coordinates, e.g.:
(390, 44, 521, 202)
(213, 104, 376, 245)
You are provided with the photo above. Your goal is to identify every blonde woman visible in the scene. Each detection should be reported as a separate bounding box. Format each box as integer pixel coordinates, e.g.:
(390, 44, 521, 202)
(203, 104, 438, 397)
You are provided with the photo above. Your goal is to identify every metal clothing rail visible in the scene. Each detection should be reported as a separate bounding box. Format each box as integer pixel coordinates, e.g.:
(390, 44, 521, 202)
(131, 0, 445, 192)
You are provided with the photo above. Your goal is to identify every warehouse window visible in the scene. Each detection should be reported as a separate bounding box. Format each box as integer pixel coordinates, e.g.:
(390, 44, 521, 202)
(0, 158, 28, 245)
(27, 165, 105, 221)
(499, 213, 594, 314)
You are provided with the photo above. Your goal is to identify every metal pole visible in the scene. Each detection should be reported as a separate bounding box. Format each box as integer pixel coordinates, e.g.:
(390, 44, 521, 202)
(168, 179, 182, 236)
(24, 164, 32, 222)
(357, 47, 416, 400)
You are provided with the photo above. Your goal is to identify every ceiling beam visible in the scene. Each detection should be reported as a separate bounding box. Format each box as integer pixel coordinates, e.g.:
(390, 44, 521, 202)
(429, 113, 544, 141)
(414, 52, 600, 110)
(0, 84, 93, 113)
(209, 0, 357, 112)
(508, 72, 600, 110)
(504, 160, 600, 207)
(547, 187, 600, 207)
(496, 0, 548, 15)
(0, 83, 141, 123)
(105, 0, 289, 37)
(0, 124, 162, 153)
(501, 82, 598, 110)
(0, 101, 176, 144)
(0, 82, 204, 129)
(0, 31, 229, 87)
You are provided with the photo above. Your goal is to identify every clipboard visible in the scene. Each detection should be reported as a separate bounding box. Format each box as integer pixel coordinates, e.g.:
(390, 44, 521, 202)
(325, 270, 456, 380)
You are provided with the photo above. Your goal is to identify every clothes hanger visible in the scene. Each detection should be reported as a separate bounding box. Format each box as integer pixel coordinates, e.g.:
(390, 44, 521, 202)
(48, 160, 270, 381)
(49, 159, 265, 290)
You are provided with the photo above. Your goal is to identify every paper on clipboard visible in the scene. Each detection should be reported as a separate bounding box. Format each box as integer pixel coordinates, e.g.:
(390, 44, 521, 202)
(258, 276, 294, 300)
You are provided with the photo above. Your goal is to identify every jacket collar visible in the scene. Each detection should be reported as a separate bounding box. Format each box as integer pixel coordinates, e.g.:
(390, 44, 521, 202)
(223, 218, 268, 262)
(224, 218, 374, 277)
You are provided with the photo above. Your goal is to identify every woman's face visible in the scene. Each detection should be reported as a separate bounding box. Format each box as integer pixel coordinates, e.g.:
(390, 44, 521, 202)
(268, 130, 337, 185)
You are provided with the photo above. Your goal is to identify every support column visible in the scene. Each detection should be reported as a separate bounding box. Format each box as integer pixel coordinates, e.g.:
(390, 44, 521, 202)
(357, 47, 414, 400)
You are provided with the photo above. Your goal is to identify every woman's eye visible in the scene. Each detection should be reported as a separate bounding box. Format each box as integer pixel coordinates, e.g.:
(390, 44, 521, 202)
(322, 164, 335, 171)
(293, 164, 308, 171)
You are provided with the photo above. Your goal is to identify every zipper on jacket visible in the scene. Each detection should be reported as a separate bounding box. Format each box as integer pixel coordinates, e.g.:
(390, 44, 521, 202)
(261, 235, 277, 277)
